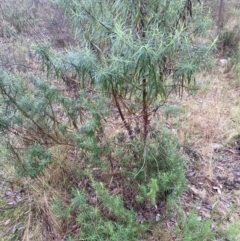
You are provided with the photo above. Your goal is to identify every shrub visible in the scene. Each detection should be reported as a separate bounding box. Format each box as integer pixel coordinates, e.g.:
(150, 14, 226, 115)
(218, 26, 240, 57)
(175, 209, 215, 241)
(0, 0, 214, 239)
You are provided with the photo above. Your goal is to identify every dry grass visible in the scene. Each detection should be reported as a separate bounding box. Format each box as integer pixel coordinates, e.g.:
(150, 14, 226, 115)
(149, 223, 176, 241)
(0, 142, 81, 240)
(26, 145, 82, 240)
(169, 66, 240, 158)
(163, 56, 240, 237)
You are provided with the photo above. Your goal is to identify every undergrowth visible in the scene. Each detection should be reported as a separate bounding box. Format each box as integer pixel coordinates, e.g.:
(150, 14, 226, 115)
(0, 66, 187, 239)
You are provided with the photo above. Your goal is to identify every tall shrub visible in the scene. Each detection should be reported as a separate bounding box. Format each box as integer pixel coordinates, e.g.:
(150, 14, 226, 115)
(0, 1, 215, 239)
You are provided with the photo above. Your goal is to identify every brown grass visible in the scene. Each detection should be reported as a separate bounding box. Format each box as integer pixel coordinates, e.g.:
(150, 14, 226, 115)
(168, 67, 240, 158)
(163, 56, 240, 234)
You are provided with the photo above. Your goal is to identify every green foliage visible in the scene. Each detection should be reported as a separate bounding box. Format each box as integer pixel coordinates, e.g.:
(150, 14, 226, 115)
(175, 209, 215, 241)
(49, 126, 187, 240)
(0, 0, 216, 240)
(218, 26, 240, 57)
(66, 237, 75, 241)
(174, 202, 240, 241)
(17, 143, 52, 179)
(0, 72, 59, 132)
(54, 186, 147, 241)
(52, 198, 72, 219)
(137, 177, 160, 205)
(89, 176, 137, 223)
(51, 0, 213, 93)
(44, 0, 215, 141)
(218, 219, 240, 241)
(164, 105, 183, 119)
(135, 126, 186, 204)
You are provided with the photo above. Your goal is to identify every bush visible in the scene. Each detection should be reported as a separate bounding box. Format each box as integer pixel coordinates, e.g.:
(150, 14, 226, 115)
(218, 219, 240, 241)
(50, 125, 187, 240)
(218, 26, 240, 57)
(0, 0, 214, 239)
(175, 209, 215, 241)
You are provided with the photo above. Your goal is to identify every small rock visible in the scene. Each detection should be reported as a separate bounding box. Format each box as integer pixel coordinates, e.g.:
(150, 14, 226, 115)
(136, 213, 145, 224)
(187, 171, 196, 177)
(5, 190, 13, 197)
(12, 225, 18, 234)
(212, 143, 224, 150)
(4, 219, 11, 226)
(234, 170, 240, 176)
(156, 213, 161, 222)
(206, 204, 212, 211)
(219, 58, 231, 66)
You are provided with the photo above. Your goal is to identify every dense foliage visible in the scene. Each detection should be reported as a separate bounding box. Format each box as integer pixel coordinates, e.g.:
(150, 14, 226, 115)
(0, 0, 216, 240)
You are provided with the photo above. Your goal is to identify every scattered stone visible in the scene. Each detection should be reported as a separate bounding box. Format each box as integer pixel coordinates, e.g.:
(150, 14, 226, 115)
(4, 219, 11, 226)
(136, 213, 145, 224)
(212, 143, 224, 150)
(219, 58, 231, 66)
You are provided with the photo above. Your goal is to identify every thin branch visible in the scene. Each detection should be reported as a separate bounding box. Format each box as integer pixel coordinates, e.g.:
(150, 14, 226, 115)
(142, 78, 149, 140)
(0, 87, 75, 147)
(112, 89, 134, 139)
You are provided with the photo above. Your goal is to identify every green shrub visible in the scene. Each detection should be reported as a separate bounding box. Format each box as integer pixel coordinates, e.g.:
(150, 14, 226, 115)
(175, 209, 215, 241)
(164, 105, 183, 119)
(16, 143, 52, 179)
(49, 126, 186, 240)
(134, 126, 186, 204)
(0, 0, 215, 239)
(218, 26, 240, 57)
(218, 219, 240, 241)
